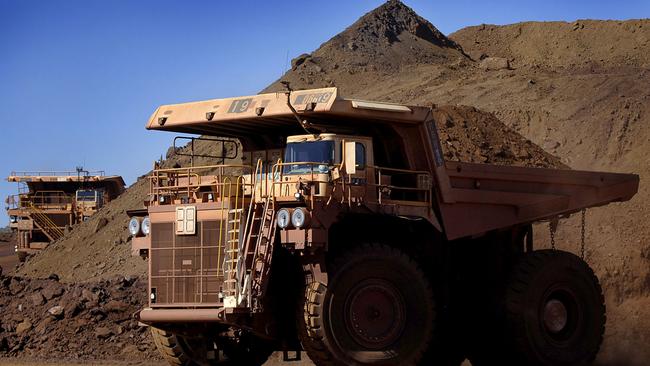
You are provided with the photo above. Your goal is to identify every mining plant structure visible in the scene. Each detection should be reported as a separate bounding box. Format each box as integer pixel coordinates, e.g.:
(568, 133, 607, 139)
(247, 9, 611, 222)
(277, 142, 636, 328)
(6, 168, 125, 261)
(128, 87, 638, 366)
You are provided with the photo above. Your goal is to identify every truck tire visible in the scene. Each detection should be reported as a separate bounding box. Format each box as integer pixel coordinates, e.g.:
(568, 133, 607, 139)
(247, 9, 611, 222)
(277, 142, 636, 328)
(298, 244, 435, 366)
(151, 327, 217, 366)
(504, 250, 605, 366)
(151, 327, 272, 366)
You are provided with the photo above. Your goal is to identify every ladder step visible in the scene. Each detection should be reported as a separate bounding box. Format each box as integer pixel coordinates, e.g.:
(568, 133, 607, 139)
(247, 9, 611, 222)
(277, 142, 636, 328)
(228, 209, 244, 213)
(228, 229, 240, 233)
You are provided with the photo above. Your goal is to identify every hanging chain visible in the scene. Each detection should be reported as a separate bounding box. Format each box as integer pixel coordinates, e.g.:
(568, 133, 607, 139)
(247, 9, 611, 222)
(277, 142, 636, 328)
(580, 209, 587, 260)
(549, 221, 556, 250)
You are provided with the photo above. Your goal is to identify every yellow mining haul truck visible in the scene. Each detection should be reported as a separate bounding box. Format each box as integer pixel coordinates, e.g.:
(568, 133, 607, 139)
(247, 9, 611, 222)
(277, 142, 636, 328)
(130, 87, 638, 366)
(6, 169, 125, 260)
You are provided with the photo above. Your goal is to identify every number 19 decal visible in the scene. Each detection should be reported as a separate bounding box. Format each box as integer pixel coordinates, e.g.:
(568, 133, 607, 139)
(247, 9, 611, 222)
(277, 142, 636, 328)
(228, 98, 253, 113)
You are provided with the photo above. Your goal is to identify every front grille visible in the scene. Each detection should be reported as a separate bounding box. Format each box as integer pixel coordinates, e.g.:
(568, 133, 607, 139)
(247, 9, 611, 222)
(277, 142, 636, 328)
(150, 220, 226, 305)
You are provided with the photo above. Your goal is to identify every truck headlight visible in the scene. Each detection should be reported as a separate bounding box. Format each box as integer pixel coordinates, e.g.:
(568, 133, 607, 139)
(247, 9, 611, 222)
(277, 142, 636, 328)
(141, 217, 151, 235)
(128, 217, 141, 236)
(291, 207, 309, 228)
(277, 208, 290, 229)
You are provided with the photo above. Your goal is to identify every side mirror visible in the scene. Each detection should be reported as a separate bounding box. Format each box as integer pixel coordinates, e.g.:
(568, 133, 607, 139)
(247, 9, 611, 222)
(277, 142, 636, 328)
(343, 140, 356, 175)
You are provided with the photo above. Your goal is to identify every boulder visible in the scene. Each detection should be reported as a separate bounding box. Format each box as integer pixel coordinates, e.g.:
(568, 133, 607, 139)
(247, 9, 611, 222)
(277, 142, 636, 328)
(95, 326, 113, 339)
(103, 300, 129, 313)
(42, 284, 64, 300)
(480, 57, 510, 71)
(47, 305, 65, 319)
(64, 300, 83, 318)
(81, 289, 99, 305)
(9, 278, 25, 294)
(16, 320, 32, 334)
(291, 53, 311, 69)
(30, 293, 45, 306)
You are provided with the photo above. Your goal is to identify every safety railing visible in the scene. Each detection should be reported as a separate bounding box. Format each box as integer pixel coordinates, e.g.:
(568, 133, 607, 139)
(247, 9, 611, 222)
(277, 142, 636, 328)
(10, 170, 105, 177)
(269, 161, 432, 206)
(372, 166, 432, 206)
(9, 191, 73, 211)
(270, 161, 332, 198)
(26, 203, 65, 240)
(149, 164, 254, 205)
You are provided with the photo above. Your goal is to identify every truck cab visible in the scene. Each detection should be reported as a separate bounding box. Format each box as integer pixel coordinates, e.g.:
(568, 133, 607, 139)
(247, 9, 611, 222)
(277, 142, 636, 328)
(75, 188, 105, 220)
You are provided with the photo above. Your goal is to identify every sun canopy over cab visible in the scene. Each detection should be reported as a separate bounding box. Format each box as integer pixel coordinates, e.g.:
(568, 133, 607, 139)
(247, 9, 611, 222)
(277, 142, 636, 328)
(146, 88, 432, 150)
(7, 171, 126, 198)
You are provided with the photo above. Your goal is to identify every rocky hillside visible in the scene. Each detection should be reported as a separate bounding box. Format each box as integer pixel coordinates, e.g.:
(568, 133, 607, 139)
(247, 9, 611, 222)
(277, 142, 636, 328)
(451, 20, 650, 69)
(0, 273, 160, 361)
(263, 0, 469, 95)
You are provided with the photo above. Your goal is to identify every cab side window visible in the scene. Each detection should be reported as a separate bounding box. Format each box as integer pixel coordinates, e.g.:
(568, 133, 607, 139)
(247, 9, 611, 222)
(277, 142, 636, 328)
(355, 142, 366, 170)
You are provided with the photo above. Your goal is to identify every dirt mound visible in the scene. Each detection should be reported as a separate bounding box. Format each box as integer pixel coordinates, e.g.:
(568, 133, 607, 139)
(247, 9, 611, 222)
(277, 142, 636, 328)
(263, 0, 468, 94)
(0, 274, 159, 362)
(450, 20, 650, 69)
(434, 105, 564, 168)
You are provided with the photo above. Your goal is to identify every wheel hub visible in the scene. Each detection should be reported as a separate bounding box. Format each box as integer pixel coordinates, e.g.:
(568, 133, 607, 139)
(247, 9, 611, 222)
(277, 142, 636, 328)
(344, 280, 406, 349)
(543, 299, 569, 334)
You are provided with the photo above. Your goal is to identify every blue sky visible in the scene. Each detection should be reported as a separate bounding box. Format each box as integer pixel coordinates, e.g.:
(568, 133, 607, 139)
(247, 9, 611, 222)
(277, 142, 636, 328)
(1, 0, 648, 223)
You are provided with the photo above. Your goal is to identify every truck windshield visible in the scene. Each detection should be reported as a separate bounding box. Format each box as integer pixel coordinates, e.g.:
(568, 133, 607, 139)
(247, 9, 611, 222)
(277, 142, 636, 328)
(76, 190, 97, 202)
(284, 141, 335, 175)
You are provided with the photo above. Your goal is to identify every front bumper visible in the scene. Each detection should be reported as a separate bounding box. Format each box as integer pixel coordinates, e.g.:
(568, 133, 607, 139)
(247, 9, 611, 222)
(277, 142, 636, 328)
(137, 307, 226, 323)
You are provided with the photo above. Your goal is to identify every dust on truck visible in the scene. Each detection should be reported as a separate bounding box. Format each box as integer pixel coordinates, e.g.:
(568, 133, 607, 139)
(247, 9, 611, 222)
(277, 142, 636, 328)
(130, 87, 638, 366)
(6, 169, 125, 260)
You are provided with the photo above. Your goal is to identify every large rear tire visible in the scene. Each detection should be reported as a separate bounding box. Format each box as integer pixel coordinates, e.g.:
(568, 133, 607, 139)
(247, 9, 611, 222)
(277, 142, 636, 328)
(472, 250, 606, 366)
(298, 244, 435, 366)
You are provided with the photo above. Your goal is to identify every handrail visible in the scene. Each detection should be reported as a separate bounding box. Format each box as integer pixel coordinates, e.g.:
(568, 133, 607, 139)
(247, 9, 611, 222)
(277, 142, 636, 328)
(149, 163, 254, 204)
(372, 165, 432, 206)
(269, 161, 432, 206)
(271, 161, 332, 198)
(10, 170, 105, 177)
(9, 192, 73, 210)
(27, 203, 65, 239)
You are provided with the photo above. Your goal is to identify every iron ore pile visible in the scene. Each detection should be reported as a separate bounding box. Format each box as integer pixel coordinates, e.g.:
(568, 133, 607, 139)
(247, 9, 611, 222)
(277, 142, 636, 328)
(0, 271, 159, 362)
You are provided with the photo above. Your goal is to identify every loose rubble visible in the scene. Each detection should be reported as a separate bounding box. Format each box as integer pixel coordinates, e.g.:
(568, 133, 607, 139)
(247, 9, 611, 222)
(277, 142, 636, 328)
(0, 272, 159, 362)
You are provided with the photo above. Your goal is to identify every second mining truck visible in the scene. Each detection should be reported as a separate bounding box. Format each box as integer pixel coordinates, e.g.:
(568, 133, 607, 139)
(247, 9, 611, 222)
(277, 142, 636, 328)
(130, 87, 638, 366)
(6, 169, 125, 261)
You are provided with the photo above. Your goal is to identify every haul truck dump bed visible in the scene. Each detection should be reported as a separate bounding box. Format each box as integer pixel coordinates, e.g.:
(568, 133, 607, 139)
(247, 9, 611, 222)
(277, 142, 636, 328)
(6, 169, 125, 260)
(134, 87, 638, 366)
